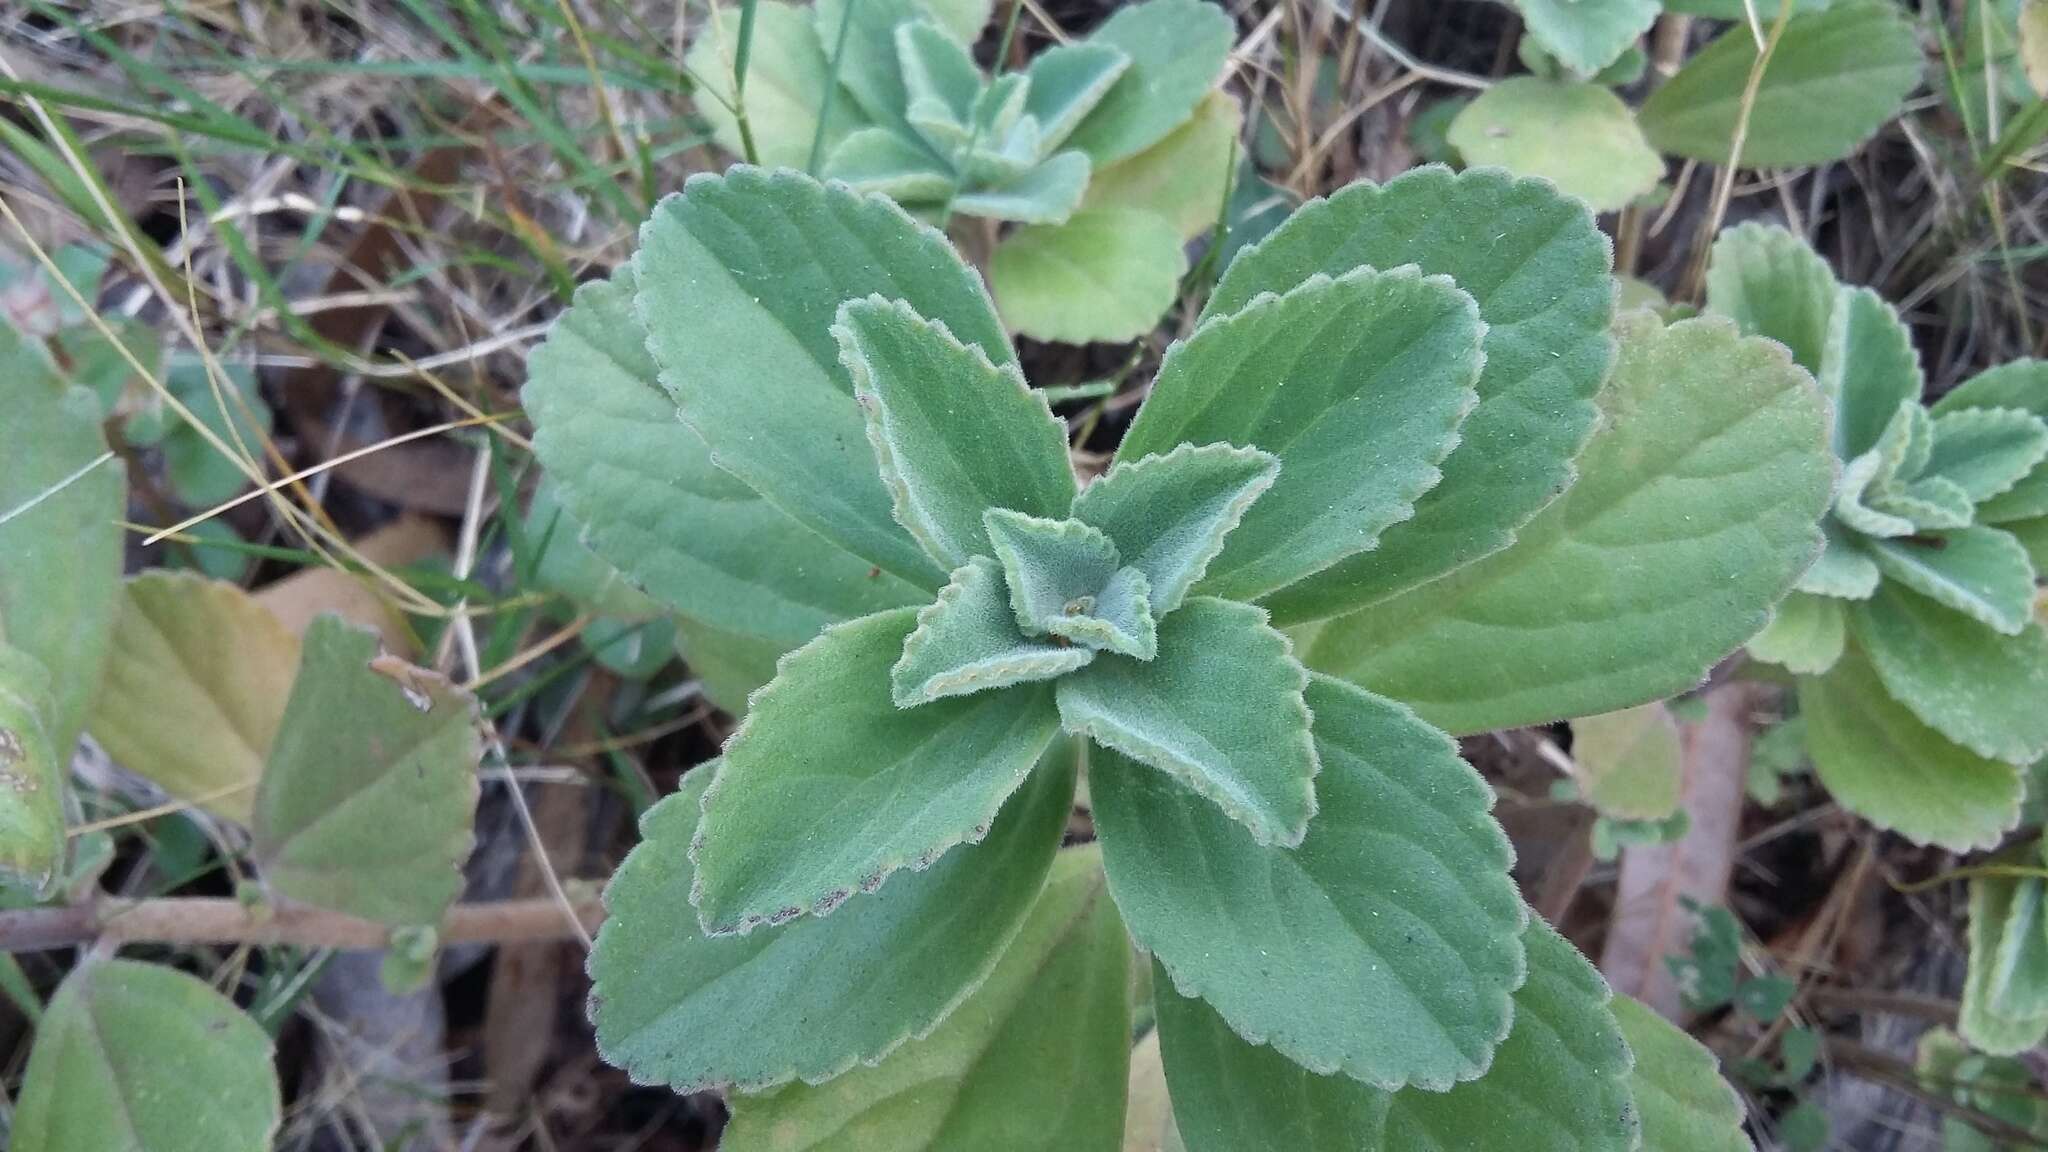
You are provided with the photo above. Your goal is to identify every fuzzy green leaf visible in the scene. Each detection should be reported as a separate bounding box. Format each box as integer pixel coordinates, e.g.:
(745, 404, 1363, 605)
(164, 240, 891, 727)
(826, 127, 958, 202)
(722, 847, 1129, 1151)
(989, 208, 1187, 345)
(1962, 869, 2048, 1055)
(0, 647, 62, 893)
(815, 0, 921, 127)
(635, 168, 1015, 590)
(1704, 221, 1839, 374)
(1866, 476, 1975, 533)
(951, 150, 1094, 224)
(1081, 91, 1240, 240)
(524, 266, 925, 655)
(1799, 638, 2023, 851)
(916, 0, 990, 44)
(252, 616, 480, 926)
(1126, 266, 1482, 602)
(892, 557, 1094, 706)
(1822, 286, 1923, 459)
(1934, 360, 2048, 522)
(983, 509, 1158, 657)
(1746, 590, 1847, 675)
(685, 2, 863, 168)
(1025, 43, 1132, 154)
(897, 20, 981, 126)
(1864, 527, 2036, 635)
(1155, 919, 1634, 1152)
(1305, 313, 1831, 735)
(1093, 674, 1524, 1089)
(1851, 583, 2048, 763)
(1926, 405, 2048, 502)
(1512, 0, 1659, 75)
(13, 959, 280, 1152)
(836, 296, 1075, 569)
(1571, 702, 1683, 821)
(1796, 522, 1881, 598)
(692, 608, 1060, 935)
(1061, 0, 1233, 166)
(1447, 79, 1662, 212)
(1072, 442, 1279, 617)
(1057, 598, 1315, 846)
(1612, 997, 1755, 1152)
(1638, 1, 1923, 167)
(589, 745, 1075, 1092)
(1214, 167, 1615, 622)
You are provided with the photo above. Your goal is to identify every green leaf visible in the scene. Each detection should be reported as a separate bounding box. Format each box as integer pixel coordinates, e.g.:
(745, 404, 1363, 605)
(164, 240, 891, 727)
(0, 324, 124, 760)
(252, 616, 481, 926)
(1155, 919, 1635, 1152)
(892, 557, 1094, 706)
(825, 127, 958, 202)
(1817, 288, 1921, 462)
(1093, 674, 1524, 1089)
(1745, 590, 1846, 675)
(13, 958, 279, 1152)
(1799, 638, 2023, 851)
(635, 168, 1015, 590)
(815, 0, 922, 128)
(1796, 521, 1881, 598)
(983, 509, 1157, 657)
(1062, 0, 1234, 167)
(1864, 527, 2036, 636)
(1571, 702, 1683, 821)
(1851, 583, 2048, 763)
(685, 2, 864, 168)
(1704, 221, 1839, 375)
(87, 572, 300, 825)
(1511, 0, 1659, 76)
(1447, 79, 1662, 213)
(1865, 475, 1974, 533)
(1215, 167, 1615, 622)
(1071, 442, 1279, 618)
(915, 0, 990, 45)
(721, 847, 1130, 1151)
(1918, 1027, 2048, 1151)
(897, 19, 981, 127)
(158, 357, 273, 508)
(989, 208, 1187, 345)
(1933, 360, 2048, 522)
(951, 150, 1093, 224)
(835, 296, 1075, 569)
(588, 743, 1075, 1092)
(1081, 91, 1240, 240)
(1057, 598, 1316, 846)
(1025, 43, 1132, 154)
(1612, 997, 1755, 1152)
(0, 646, 62, 894)
(1304, 313, 1831, 735)
(691, 607, 1060, 935)
(523, 267, 924, 656)
(1926, 406, 2048, 502)
(1637, 1, 1922, 167)
(1126, 266, 1482, 603)
(1962, 869, 2048, 1054)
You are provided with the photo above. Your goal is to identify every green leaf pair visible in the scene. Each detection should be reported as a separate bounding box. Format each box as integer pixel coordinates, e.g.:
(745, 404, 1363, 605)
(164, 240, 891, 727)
(1718, 223, 2048, 851)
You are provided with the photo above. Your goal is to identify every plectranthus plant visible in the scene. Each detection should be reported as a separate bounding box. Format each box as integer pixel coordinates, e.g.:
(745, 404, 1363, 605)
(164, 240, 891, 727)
(525, 163, 1834, 1148)
(685, 0, 1239, 344)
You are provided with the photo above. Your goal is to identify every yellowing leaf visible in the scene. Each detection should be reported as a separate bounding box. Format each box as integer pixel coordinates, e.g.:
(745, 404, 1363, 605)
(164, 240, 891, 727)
(1571, 703, 1683, 821)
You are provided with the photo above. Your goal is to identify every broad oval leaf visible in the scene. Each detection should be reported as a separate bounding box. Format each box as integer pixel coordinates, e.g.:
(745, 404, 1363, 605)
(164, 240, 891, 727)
(1092, 674, 1524, 1090)
(722, 847, 1130, 1151)
(252, 615, 481, 926)
(588, 745, 1075, 1092)
(1213, 167, 1615, 622)
(1071, 442, 1278, 618)
(1511, 0, 1659, 76)
(13, 958, 280, 1152)
(1850, 582, 2048, 764)
(1704, 221, 1839, 376)
(1447, 79, 1662, 212)
(1061, 0, 1234, 167)
(1305, 313, 1831, 736)
(1864, 526, 2035, 636)
(1571, 702, 1683, 822)
(1746, 590, 1847, 675)
(1025, 42, 1132, 154)
(0, 646, 62, 892)
(892, 557, 1094, 706)
(691, 608, 1060, 935)
(989, 208, 1188, 345)
(1637, 1, 1922, 167)
(87, 572, 299, 825)
(1612, 996, 1755, 1152)
(1126, 266, 1483, 603)
(1926, 406, 2048, 502)
(1056, 597, 1316, 846)
(1082, 91, 1241, 241)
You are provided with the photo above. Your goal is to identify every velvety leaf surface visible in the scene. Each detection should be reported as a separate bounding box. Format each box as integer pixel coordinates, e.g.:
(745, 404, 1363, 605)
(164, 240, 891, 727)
(685, 2, 862, 168)
(1864, 527, 2035, 636)
(826, 128, 958, 202)
(1746, 590, 1846, 675)
(1638, 1, 1922, 167)
(1511, 0, 1659, 75)
(951, 152, 1094, 225)
(1925, 407, 2048, 501)
(588, 746, 1075, 1092)
(691, 608, 1059, 935)
(1612, 996, 1755, 1152)
(1056, 598, 1315, 846)
(1933, 360, 2048, 522)
(1081, 91, 1240, 240)
(87, 572, 298, 825)
(1092, 674, 1524, 1090)
(1212, 167, 1614, 621)
(1822, 286, 1922, 459)
(252, 616, 481, 926)
(814, 0, 921, 127)
(1850, 583, 2048, 764)
(983, 509, 1155, 656)
(1571, 702, 1683, 821)
(1796, 523, 1881, 599)
(0, 646, 61, 893)
(1962, 869, 2048, 1054)
(1703, 221, 1839, 375)
(1156, 919, 1635, 1152)
(523, 267, 922, 654)
(1447, 79, 1662, 212)
(1024, 42, 1131, 152)
(1799, 639, 2022, 851)
(1071, 442, 1278, 617)
(1126, 266, 1482, 602)
(837, 296, 1075, 568)
(635, 168, 1015, 589)
(1061, 0, 1233, 166)
(989, 209, 1187, 345)
(721, 848, 1129, 1152)
(1305, 313, 1831, 735)
(13, 959, 280, 1152)
(892, 557, 1094, 706)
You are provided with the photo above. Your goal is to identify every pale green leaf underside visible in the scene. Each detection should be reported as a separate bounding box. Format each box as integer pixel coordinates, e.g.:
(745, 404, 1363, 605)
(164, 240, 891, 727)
(1864, 527, 2035, 636)
(691, 608, 1059, 935)
(893, 557, 1093, 706)
(1823, 285, 1922, 460)
(722, 848, 1130, 1152)
(1305, 313, 1831, 736)
(1612, 997, 1755, 1152)
(1935, 360, 2048, 523)
(1511, 0, 1659, 75)
(252, 616, 480, 926)
(1704, 221, 1838, 375)
(984, 508, 1157, 658)
(1851, 583, 2048, 764)
(1156, 919, 1636, 1152)
(1072, 442, 1279, 618)
(1127, 265, 1483, 603)
(1092, 674, 1524, 1090)
(589, 748, 1074, 1093)
(0, 646, 61, 893)
(1795, 522, 1880, 598)
(1059, 0, 1233, 167)
(1963, 869, 2048, 1055)
(1055, 597, 1316, 847)
(1447, 79, 1662, 212)
(837, 295, 1075, 569)
(13, 959, 280, 1152)
(1745, 590, 1846, 675)
(1570, 702, 1683, 822)
(1926, 406, 2048, 502)
(1214, 166, 1615, 623)
(990, 208, 1188, 345)
(826, 127, 957, 203)
(952, 152, 1095, 225)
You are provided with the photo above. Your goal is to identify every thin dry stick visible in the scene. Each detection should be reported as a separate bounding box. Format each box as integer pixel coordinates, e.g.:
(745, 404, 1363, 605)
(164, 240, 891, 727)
(1680, 0, 1796, 301)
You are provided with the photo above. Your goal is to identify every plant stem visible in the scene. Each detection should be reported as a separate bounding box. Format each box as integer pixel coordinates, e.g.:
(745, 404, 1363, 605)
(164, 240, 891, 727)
(0, 896, 601, 953)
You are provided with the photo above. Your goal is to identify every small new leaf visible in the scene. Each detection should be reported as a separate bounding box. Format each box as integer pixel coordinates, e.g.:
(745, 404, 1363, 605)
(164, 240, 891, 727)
(892, 557, 1094, 707)
(983, 508, 1157, 657)
(1071, 442, 1279, 618)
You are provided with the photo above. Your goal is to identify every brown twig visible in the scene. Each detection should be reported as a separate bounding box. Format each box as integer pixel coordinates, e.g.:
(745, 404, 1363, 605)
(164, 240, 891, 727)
(0, 896, 603, 953)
